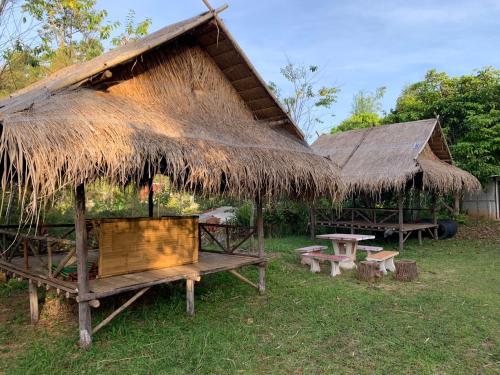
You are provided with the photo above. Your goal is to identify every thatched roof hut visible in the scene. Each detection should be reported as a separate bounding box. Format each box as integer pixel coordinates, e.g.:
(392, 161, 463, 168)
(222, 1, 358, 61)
(0, 6, 344, 215)
(312, 118, 480, 195)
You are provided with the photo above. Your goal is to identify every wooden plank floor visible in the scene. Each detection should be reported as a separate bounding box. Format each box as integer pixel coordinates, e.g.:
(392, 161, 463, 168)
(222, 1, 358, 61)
(90, 252, 261, 294)
(4, 251, 262, 297)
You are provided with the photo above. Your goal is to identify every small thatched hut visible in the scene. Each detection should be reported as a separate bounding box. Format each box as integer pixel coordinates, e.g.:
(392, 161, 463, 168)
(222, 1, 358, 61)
(311, 118, 481, 249)
(0, 6, 343, 347)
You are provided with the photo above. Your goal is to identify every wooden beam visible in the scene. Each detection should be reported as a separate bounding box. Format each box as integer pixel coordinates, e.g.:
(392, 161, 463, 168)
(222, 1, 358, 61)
(148, 177, 154, 218)
(186, 279, 195, 316)
(75, 184, 92, 348)
(52, 248, 76, 278)
(229, 270, 258, 289)
(47, 241, 52, 277)
(431, 195, 438, 240)
(29, 279, 39, 324)
(309, 207, 316, 240)
(398, 194, 404, 251)
(256, 197, 265, 294)
(0, 259, 77, 293)
(23, 239, 29, 270)
(92, 287, 150, 334)
(0, 229, 76, 245)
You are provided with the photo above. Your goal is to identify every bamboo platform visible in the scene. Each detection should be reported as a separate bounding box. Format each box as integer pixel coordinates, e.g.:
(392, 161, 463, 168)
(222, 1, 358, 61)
(0, 251, 264, 300)
(317, 220, 438, 232)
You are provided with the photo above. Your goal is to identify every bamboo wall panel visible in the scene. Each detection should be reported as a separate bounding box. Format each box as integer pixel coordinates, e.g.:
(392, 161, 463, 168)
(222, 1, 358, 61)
(98, 217, 199, 278)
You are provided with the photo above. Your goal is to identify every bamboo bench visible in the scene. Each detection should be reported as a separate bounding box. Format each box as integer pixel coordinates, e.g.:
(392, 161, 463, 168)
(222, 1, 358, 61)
(357, 245, 384, 255)
(295, 246, 328, 266)
(302, 253, 351, 277)
(366, 251, 399, 274)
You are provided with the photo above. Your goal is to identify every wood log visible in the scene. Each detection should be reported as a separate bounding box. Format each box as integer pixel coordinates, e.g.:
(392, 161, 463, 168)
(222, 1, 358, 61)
(75, 184, 92, 348)
(186, 279, 195, 316)
(357, 261, 382, 282)
(92, 287, 150, 334)
(395, 260, 418, 281)
(29, 279, 39, 324)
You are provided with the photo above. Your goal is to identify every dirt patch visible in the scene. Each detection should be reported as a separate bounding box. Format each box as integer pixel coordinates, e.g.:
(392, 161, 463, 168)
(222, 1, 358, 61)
(455, 219, 500, 242)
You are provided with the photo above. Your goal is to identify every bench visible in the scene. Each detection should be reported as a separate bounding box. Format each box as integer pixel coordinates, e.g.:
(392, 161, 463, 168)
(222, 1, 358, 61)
(295, 246, 328, 266)
(366, 251, 399, 274)
(357, 245, 384, 255)
(302, 253, 351, 277)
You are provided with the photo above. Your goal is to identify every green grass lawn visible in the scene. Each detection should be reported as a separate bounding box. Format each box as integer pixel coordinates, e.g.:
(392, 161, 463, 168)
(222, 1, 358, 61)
(0, 231, 499, 374)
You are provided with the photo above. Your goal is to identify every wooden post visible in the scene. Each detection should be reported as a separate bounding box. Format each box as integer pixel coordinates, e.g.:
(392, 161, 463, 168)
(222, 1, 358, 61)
(453, 193, 460, 216)
(47, 241, 52, 277)
(148, 177, 154, 218)
(398, 194, 404, 251)
(75, 184, 91, 348)
(418, 230, 423, 246)
(28, 279, 39, 324)
(431, 194, 438, 240)
(309, 206, 316, 240)
(350, 208, 354, 234)
(186, 279, 195, 316)
(256, 196, 265, 294)
(225, 225, 230, 253)
(23, 239, 29, 270)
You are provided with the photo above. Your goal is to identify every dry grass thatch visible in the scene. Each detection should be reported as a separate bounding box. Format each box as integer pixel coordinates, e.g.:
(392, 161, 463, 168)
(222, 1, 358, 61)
(0, 40, 344, 217)
(312, 119, 481, 195)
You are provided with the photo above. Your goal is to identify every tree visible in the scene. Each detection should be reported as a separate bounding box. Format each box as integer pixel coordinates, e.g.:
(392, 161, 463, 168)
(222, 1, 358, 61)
(0, 0, 42, 95)
(269, 61, 339, 141)
(331, 86, 386, 133)
(111, 10, 151, 47)
(22, 0, 118, 70)
(0, 1, 152, 97)
(351, 86, 386, 115)
(331, 112, 382, 133)
(384, 67, 500, 184)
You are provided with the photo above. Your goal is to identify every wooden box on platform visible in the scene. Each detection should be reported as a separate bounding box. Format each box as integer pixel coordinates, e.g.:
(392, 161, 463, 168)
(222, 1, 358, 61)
(97, 216, 199, 278)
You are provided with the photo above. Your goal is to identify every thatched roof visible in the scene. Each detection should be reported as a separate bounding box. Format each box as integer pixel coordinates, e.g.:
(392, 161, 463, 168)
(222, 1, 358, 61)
(0, 6, 344, 215)
(312, 119, 481, 194)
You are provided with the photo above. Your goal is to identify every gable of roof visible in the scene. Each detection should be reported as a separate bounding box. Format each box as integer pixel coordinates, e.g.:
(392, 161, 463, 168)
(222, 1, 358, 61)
(0, 5, 302, 140)
(312, 119, 480, 193)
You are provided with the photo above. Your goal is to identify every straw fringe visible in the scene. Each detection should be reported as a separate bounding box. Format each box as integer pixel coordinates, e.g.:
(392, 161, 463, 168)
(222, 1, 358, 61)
(0, 45, 344, 216)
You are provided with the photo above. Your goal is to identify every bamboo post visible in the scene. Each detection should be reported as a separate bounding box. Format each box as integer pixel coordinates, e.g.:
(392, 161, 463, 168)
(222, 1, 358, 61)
(148, 177, 154, 218)
(186, 279, 195, 316)
(398, 194, 404, 251)
(309, 206, 316, 240)
(28, 279, 39, 324)
(256, 196, 265, 294)
(75, 184, 92, 348)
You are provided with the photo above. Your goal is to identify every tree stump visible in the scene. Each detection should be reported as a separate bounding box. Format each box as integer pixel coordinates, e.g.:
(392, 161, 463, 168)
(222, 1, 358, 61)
(357, 261, 382, 282)
(394, 260, 418, 281)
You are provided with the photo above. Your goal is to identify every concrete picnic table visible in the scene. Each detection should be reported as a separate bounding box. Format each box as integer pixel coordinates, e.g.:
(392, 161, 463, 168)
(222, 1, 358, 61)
(316, 233, 375, 269)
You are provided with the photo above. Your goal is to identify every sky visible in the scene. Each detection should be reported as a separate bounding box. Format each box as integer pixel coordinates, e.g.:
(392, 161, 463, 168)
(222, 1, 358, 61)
(101, 0, 498, 135)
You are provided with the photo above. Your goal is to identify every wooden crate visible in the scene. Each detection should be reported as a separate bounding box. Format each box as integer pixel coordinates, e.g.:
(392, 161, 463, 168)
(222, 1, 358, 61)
(97, 216, 199, 278)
